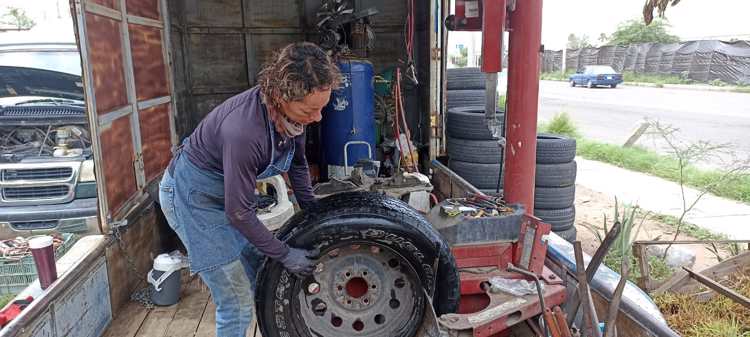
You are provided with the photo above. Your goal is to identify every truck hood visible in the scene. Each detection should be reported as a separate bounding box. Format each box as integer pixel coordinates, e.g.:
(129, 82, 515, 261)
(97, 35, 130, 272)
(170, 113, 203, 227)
(0, 65, 84, 102)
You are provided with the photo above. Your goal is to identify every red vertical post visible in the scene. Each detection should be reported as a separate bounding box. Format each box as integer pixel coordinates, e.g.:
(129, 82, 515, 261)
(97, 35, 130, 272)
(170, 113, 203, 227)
(504, 0, 543, 211)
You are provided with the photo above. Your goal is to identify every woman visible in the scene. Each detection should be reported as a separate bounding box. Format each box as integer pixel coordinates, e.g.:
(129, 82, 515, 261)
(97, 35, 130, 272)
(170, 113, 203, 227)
(158, 42, 341, 337)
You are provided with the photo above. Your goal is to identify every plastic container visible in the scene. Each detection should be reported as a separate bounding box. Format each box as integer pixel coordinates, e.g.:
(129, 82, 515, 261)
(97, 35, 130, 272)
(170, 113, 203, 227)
(28, 236, 58, 290)
(322, 59, 376, 177)
(147, 251, 188, 306)
(0, 233, 77, 295)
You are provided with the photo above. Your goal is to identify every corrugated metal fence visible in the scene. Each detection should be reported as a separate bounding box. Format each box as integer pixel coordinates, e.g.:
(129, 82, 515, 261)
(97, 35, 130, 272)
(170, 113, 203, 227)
(542, 40, 750, 85)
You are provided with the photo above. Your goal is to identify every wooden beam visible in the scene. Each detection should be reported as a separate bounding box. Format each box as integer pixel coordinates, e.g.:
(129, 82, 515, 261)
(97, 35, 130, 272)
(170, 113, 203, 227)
(654, 250, 750, 295)
(683, 267, 750, 310)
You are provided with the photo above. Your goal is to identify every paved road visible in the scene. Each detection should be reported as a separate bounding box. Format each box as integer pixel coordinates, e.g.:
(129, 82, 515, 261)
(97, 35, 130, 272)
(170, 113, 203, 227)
(538, 80, 750, 166)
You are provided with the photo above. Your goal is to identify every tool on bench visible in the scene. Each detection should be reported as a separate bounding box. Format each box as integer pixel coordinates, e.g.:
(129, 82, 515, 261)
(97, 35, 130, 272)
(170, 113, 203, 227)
(0, 296, 33, 328)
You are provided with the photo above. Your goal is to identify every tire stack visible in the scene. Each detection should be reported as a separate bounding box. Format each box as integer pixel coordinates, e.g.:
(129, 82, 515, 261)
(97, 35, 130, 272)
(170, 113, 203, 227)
(533, 134, 578, 242)
(446, 67, 486, 109)
(445, 68, 504, 195)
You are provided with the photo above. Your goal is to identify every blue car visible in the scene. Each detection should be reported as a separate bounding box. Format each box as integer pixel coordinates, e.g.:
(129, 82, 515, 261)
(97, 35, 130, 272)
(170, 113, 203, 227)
(569, 65, 623, 88)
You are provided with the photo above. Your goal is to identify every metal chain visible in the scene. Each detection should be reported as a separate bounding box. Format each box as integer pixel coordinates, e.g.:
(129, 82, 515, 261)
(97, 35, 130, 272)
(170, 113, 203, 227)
(111, 221, 155, 309)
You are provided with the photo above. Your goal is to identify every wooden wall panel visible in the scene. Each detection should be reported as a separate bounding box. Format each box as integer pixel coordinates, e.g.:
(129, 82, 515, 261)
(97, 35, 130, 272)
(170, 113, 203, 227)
(139, 104, 172, 182)
(85, 13, 128, 114)
(91, 0, 120, 10)
(99, 117, 137, 213)
(244, 0, 302, 27)
(126, 0, 160, 20)
(129, 24, 170, 101)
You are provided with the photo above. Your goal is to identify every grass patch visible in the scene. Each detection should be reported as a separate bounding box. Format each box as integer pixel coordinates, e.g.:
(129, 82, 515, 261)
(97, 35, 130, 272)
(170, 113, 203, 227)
(538, 113, 750, 204)
(539, 112, 580, 138)
(650, 213, 728, 241)
(654, 268, 750, 337)
(0, 293, 15, 309)
(540, 71, 574, 81)
(622, 71, 694, 85)
(576, 139, 750, 203)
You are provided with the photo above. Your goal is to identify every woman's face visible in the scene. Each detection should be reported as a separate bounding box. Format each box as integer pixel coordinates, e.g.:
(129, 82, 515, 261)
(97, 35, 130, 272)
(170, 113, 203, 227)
(280, 88, 332, 125)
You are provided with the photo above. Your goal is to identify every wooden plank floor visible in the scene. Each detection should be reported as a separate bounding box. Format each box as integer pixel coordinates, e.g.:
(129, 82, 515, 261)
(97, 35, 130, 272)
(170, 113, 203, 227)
(104, 275, 261, 337)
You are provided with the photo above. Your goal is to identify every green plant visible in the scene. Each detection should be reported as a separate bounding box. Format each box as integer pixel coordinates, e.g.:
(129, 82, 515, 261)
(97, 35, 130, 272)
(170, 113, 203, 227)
(538, 112, 580, 138)
(1, 7, 35, 30)
(688, 320, 750, 337)
(709, 79, 728, 87)
(0, 293, 14, 309)
(608, 18, 680, 45)
(497, 95, 506, 109)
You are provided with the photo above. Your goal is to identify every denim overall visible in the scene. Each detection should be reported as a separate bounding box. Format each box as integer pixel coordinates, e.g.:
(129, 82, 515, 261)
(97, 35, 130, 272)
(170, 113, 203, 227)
(158, 111, 295, 337)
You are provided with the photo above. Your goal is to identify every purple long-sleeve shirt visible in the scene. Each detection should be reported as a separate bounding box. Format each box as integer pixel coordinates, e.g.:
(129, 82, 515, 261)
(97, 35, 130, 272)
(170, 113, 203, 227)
(183, 86, 315, 259)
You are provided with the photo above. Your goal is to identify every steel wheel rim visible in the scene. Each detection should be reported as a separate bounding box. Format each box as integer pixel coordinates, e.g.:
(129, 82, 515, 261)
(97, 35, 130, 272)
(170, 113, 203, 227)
(296, 242, 424, 336)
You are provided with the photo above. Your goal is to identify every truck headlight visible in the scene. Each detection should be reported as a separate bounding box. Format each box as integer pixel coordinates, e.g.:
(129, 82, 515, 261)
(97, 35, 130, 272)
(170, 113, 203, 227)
(79, 160, 96, 182)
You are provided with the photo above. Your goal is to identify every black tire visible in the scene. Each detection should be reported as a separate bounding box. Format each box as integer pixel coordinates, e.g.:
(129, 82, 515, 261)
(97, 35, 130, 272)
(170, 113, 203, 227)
(446, 89, 485, 109)
(570, 80, 576, 87)
(449, 160, 503, 189)
(447, 106, 504, 140)
(534, 207, 575, 231)
(554, 226, 577, 243)
(587, 80, 594, 88)
(447, 137, 503, 164)
(535, 161, 577, 187)
(256, 192, 460, 337)
(536, 134, 576, 164)
(534, 185, 575, 209)
(610, 84, 617, 88)
(447, 67, 487, 90)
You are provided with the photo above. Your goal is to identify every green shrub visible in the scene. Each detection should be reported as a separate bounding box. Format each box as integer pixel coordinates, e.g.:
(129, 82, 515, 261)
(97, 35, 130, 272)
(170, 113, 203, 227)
(538, 112, 580, 138)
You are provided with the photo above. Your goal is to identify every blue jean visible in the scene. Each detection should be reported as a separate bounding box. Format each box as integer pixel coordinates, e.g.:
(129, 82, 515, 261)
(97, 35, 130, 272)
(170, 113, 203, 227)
(159, 170, 263, 337)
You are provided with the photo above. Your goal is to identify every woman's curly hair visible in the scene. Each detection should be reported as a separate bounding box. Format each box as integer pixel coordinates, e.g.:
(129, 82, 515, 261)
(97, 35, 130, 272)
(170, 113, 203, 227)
(258, 42, 342, 108)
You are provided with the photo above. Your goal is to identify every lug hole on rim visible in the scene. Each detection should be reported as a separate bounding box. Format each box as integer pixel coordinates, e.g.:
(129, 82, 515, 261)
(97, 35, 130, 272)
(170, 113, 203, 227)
(353, 320, 365, 331)
(394, 278, 406, 289)
(363, 298, 369, 304)
(371, 284, 377, 289)
(345, 272, 351, 277)
(388, 258, 400, 268)
(331, 315, 343, 327)
(311, 299, 327, 316)
(363, 271, 368, 276)
(389, 299, 400, 309)
(375, 314, 386, 325)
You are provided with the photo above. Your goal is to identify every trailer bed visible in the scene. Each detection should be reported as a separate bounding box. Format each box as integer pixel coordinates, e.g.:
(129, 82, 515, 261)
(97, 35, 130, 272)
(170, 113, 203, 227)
(102, 277, 262, 337)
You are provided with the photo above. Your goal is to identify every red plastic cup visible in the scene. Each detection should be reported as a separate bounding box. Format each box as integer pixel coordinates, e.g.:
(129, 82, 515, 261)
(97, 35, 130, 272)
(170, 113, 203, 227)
(29, 236, 58, 290)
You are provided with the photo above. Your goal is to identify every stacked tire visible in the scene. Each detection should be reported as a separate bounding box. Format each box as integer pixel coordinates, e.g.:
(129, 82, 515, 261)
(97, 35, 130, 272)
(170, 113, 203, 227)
(446, 68, 504, 195)
(446, 67, 486, 109)
(534, 134, 577, 242)
(446, 109, 505, 195)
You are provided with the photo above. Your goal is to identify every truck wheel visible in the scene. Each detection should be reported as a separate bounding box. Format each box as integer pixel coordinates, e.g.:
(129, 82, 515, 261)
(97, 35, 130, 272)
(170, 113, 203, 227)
(256, 192, 460, 337)
(570, 80, 576, 87)
(587, 80, 594, 88)
(554, 226, 577, 243)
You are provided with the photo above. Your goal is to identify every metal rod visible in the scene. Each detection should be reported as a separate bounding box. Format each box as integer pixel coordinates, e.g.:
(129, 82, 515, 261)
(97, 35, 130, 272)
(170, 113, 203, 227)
(604, 260, 629, 337)
(507, 264, 549, 337)
(568, 221, 622, 326)
(526, 318, 544, 337)
(554, 306, 573, 337)
(683, 267, 750, 309)
(574, 241, 602, 337)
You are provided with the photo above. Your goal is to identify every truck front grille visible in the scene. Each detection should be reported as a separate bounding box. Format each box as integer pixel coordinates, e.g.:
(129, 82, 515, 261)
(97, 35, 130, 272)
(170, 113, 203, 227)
(10, 220, 59, 231)
(2, 167, 74, 181)
(3, 185, 70, 200)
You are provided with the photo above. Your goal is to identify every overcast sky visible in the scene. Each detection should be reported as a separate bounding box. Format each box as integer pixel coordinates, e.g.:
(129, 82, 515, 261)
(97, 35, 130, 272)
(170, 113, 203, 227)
(542, 0, 750, 50)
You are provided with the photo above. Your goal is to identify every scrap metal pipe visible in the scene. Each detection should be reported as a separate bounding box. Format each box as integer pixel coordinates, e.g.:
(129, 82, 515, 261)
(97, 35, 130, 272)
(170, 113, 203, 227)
(503, 0, 543, 210)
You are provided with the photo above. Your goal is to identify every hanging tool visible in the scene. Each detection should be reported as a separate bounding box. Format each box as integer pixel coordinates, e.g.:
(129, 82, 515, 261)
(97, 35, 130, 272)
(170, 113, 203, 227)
(554, 306, 573, 337)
